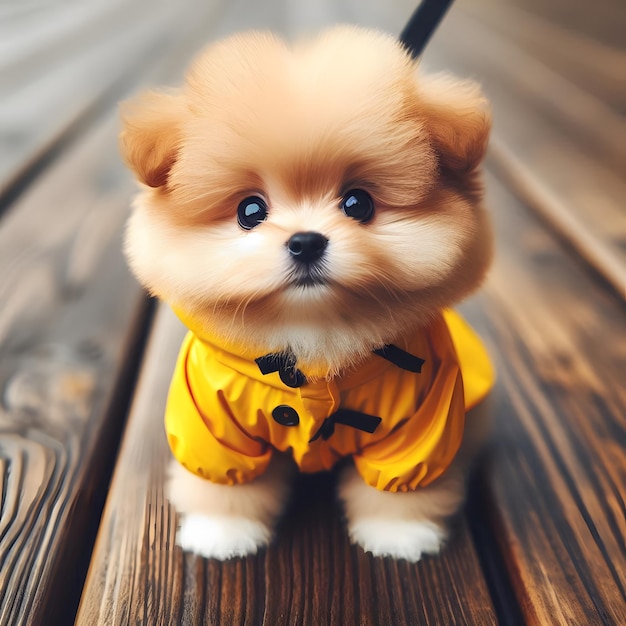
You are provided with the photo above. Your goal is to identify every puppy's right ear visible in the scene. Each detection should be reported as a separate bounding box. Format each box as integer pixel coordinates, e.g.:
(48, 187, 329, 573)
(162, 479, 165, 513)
(119, 91, 183, 188)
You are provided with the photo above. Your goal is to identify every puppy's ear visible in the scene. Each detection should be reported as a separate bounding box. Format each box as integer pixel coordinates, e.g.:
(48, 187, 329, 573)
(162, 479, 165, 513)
(119, 91, 183, 188)
(419, 75, 491, 175)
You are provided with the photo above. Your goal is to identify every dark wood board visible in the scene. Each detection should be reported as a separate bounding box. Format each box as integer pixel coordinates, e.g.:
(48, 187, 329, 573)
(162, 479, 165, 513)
(459, 0, 626, 112)
(0, 117, 149, 625)
(491, 0, 626, 51)
(0, 1, 226, 623)
(3, 0, 624, 623)
(422, 2, 626, 299)
(462, 171, 626, 625)
(76, 307, 497, 626)
(0, 0, 209, 206)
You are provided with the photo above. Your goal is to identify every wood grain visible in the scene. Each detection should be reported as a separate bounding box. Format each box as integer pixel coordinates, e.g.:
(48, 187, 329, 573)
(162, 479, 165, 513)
(462, 171, 626, 625)
(4, 0, 625, 623)
(0, 2, 223, 624)
(422, 2, 626, 301)
(0, 120, 149, 625)
(0, 0, 213, 208)
(487, 138, 626, 298)
(492, 0, 626, 50)
(461, 0, 626, 111)
(455, 10, 626, 174)
(76, 307, 497, 626)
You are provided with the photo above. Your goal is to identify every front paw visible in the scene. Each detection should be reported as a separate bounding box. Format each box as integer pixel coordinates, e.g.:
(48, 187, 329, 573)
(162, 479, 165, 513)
(347, 518, 447, 562)
(177, 514, 272, 560)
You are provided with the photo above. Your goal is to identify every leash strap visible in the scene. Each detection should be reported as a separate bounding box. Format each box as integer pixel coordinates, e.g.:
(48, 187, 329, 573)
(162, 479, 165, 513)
(399, 0, 454, 58)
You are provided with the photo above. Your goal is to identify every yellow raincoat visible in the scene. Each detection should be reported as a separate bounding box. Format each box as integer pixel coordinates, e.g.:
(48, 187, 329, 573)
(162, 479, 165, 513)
(165, 310, 494, 492)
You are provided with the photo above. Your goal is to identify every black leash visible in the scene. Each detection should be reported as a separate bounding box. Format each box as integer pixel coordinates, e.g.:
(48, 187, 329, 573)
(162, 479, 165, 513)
(399, 0, 454, 58)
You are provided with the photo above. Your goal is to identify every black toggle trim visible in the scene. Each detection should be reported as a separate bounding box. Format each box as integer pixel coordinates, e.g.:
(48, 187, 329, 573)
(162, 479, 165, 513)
(373, 344, 425, 373)
(255, 353, 283, 375)
(255, 352, 307, 388)
(309, 409, 382, 443)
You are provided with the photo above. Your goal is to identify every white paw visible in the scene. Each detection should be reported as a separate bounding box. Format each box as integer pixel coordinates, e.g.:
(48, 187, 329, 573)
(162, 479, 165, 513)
(347, 518, 447, 562)
(177, 514, 271, 560)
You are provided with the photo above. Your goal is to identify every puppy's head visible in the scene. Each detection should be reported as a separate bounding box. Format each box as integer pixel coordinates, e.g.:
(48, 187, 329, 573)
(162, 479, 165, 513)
(122, 27, 492, 371)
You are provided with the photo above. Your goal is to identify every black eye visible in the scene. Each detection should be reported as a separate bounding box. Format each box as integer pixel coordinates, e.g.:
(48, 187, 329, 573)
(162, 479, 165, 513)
(237, 196, 268, 230)
(340, 189, 374, 223)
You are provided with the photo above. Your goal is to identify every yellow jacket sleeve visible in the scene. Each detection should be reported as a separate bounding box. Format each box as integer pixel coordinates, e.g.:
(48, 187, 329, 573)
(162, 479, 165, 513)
(352, 332, 466, 491)
(165, 332, 273, 485)
(443, 309, 494, 410)
(352, 311, 493, 491)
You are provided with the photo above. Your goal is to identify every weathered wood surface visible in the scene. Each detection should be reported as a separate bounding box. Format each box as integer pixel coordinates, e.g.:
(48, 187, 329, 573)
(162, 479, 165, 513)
(1, 0, 625, 623)
(422, 0, 626, 298)
(0, 0, 199, 207)
(467, 172, 626, 625)
(426, 3, 626, 620)
(0, 115, 148, 626)
(0, 1, 222, 623)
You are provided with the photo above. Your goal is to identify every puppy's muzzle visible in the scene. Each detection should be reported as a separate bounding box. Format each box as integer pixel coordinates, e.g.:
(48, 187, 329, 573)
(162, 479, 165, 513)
(286, 231, 328, 264)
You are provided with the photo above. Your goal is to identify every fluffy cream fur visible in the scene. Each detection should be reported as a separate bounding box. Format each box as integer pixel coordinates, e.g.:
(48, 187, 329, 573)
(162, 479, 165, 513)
(122, 27, 492, 560)
(337, 398, 493, 561)
(167, 456, 293, 559)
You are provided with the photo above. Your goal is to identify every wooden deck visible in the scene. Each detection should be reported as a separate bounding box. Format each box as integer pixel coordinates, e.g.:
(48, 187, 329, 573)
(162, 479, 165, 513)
(0, 0, 624, 624)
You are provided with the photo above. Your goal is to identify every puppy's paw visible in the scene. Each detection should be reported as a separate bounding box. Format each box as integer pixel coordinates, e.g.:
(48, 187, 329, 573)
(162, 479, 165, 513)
(177, 514, 271, 560)
(347, 518, 446, 562)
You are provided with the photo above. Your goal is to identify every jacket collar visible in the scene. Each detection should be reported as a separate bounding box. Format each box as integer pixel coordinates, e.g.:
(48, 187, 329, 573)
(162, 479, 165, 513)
(172, 306, 427, 391)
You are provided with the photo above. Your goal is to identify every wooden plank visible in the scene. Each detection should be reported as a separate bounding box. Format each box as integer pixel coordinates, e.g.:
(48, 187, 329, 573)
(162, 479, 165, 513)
(406, 6, 625, 619)
(487, 138, 626, 298)
(450, 7, 626, 174)
(0, 0, 191, 204)
(462, 171, 626, 625)
(495, 0, 626, 51)
(0, 0, 135, 74)
(0, 2, 223, 624)
(421, 8, 626, 300)
(76, 307, 497, 626)
(0, 115, 149, 626)
(461, 0, 626, 111)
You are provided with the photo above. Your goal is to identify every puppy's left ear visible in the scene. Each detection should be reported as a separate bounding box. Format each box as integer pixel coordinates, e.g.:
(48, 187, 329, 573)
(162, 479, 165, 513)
(419, 75, 491, 175)
(119, 90, 183, 188)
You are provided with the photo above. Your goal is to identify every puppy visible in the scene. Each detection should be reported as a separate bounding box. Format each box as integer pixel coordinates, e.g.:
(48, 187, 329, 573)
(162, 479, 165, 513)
(121, 27, 493, 561)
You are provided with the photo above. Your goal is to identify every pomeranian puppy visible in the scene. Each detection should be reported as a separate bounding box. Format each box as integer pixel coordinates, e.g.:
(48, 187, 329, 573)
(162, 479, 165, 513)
(121, 27, 493, 561)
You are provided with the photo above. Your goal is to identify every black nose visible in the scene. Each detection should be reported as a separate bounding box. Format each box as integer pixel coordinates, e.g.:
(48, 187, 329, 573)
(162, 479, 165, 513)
(287, 232, 328, 263)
